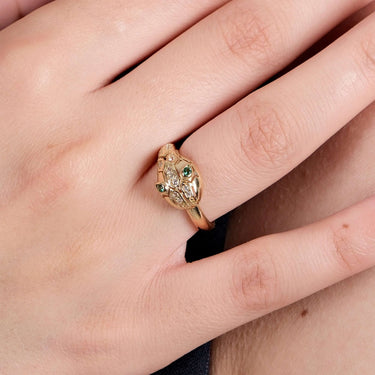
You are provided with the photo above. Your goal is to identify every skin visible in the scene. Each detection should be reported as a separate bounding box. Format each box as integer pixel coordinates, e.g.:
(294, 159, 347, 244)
(212, 102, 375, 375)
(211, 4, 375, 374)
(0, 1, 375, 374)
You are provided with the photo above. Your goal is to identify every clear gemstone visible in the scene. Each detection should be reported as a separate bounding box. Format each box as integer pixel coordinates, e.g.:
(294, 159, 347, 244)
(167, 153, 177, 162)
(169, 191, 183, 205)
(182, 183, 193, 198)
(165, 166, 180, 187)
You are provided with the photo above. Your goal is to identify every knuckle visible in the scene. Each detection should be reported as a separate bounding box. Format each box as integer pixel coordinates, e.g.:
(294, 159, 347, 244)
(24, 140, 90, 213)
(357, 32, 375, 84)
(331, 226, 367, 273)
(217, 2, 280, 67)
(230, 247, 278, 313)
(0, 37, 56, 97)
(236, 101, 293, 170)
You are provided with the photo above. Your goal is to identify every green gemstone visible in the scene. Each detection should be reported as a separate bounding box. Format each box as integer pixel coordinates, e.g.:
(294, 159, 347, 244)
(156, 183, 166, 193)
(183, 165, 192, 177)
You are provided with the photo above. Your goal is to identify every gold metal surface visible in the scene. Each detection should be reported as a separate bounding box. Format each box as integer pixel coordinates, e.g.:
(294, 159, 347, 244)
(155, 144, 215, 230)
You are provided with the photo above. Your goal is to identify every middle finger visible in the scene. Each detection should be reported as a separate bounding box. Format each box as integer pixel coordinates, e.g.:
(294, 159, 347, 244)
(97, 0, 371, 176)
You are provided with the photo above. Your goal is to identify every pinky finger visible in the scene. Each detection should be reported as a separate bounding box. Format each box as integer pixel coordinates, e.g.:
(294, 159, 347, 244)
(157, 196, 375, 367)
(0, 0, 52, 30)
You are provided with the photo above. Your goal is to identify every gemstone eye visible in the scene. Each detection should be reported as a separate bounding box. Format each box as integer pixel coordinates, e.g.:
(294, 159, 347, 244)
(156, 183, 166, 193)
(182, 165, 193, 178)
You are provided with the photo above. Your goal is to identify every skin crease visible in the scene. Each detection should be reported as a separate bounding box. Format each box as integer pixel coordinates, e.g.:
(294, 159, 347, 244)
(211, 4, 375, 375)
(1, 1, 375, 374)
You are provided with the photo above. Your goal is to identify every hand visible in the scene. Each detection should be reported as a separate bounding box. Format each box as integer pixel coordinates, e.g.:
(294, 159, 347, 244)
(0, 1, 374, 374)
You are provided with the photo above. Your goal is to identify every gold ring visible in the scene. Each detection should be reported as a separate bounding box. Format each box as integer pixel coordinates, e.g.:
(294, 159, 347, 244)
(155, 144, 215, 231)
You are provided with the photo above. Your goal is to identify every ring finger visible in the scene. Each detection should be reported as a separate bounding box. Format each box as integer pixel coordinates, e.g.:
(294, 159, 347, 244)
(140, 11, 375, 243)
(180, 12, 375, 219)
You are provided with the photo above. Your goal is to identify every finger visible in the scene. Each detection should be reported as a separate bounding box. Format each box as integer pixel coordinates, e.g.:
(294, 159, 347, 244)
(176, 12, 375, 220)
(97, 0, 371, 173)
(0, 0, 228, 91)
(0, 0, 51, 30)
(227, 100, 375, 249)
(136, 11, 375, 251)
(153, 195, 375, 368)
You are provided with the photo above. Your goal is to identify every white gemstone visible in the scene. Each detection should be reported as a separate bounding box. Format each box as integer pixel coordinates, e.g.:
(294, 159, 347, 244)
(165, 166, 174, 176)
(182, 183, 193, 198)
(167, 153, 177, 162)
(165, 166, 180, 187)
(169, 191, 183, 205)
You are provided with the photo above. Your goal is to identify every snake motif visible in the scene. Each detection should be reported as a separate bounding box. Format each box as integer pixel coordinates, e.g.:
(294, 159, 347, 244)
(156, 144, 201, 210)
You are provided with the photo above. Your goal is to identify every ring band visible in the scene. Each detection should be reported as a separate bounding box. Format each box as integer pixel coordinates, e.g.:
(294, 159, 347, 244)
(155, 144, 215, 231)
